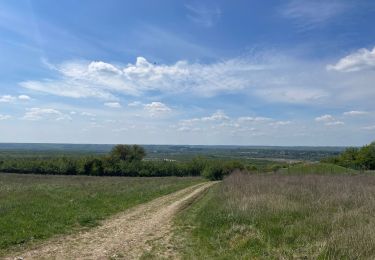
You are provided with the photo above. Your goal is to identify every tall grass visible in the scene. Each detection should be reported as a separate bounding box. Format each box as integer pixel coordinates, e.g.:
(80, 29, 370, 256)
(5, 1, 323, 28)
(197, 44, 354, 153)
(175, 172, 375, 259)
(0, 173, 203, 255)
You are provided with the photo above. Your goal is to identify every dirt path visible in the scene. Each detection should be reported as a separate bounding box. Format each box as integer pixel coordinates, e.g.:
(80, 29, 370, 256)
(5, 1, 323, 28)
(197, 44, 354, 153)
(7, 182, 216, 260)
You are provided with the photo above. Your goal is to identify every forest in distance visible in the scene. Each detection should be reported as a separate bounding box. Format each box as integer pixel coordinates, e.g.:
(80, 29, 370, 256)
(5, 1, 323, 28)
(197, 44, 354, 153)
(0, 142, 374, 180)
(0, 143, 345, 161)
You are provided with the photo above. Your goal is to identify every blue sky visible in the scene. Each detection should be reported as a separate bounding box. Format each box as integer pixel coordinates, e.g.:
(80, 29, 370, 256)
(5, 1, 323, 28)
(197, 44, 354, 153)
(0, 0, 375, 145)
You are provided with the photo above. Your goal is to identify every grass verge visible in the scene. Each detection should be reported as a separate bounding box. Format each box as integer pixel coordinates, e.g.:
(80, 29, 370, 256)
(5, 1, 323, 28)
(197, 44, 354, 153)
(174, 172, 375, 259)
(0, 173, 203, 255)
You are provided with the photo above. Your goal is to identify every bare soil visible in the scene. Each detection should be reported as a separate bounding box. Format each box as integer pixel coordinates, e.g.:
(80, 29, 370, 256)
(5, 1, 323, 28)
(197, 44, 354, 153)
(6, 182, 216, 260)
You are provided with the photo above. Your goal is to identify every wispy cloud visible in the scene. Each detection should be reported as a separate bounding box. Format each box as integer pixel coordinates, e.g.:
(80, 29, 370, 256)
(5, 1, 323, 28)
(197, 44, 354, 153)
(104, 102, 122, 108)
(185, 3, 221, 27)
(17, 47, 375, 109)
(343, 110, 369, 116)
(22, 108, 71, 121)
(327, 46, 375, 72)
(175, 111, 294, 136)
(280, 0, 350, 30)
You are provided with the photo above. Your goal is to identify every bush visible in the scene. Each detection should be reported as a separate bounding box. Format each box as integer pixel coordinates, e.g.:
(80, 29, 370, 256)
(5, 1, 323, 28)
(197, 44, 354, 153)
(202, 164, 225, 181)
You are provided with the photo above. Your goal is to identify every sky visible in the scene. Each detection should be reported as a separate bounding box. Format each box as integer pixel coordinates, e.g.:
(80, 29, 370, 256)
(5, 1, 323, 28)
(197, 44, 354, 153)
(0, 0, 375, 146)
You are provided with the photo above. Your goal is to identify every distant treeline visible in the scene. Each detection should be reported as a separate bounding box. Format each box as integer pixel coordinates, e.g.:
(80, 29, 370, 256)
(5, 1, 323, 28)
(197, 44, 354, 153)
(0, 145, 252, 180)
(322, 142, 375, 170)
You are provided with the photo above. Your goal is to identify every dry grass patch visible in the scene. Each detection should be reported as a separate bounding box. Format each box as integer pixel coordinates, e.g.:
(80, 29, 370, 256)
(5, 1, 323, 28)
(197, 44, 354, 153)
(174, 172, 375, 259)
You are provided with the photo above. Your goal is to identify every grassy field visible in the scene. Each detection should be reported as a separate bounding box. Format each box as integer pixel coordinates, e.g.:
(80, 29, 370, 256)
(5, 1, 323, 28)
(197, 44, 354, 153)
(279, 162, 358, 175)
(0, 173, 203, 255)
(174, 172, 375, 259)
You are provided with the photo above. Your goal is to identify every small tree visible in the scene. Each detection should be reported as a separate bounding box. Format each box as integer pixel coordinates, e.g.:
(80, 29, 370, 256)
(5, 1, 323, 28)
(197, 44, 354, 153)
(110, 144, 146, 162)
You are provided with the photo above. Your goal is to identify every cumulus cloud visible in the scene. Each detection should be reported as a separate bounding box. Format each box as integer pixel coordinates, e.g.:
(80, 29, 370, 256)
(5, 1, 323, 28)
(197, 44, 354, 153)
(0, 94, 31, 103)
(144, 102, 171, 116)
(104, 102, 121, 108)
(343, 110, 369, 116)
(327, 47, 375, 72)
(23, 108, 71, 121)
(315, 114, 344, 126)
(315, 114, 334, 122)
(18, 95, 31, 100)
(0, 95, 16, 103)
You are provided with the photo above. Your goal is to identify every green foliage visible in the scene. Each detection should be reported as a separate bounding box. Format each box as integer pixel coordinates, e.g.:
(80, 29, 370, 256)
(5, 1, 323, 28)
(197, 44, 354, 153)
(322, 141, 375, 170)
(109, 144, 146, 162)
(0, 144, 246, 180)
(202, 164, 225, 181)
(279, 162, 357, 175)
(202, 160, 245, 180)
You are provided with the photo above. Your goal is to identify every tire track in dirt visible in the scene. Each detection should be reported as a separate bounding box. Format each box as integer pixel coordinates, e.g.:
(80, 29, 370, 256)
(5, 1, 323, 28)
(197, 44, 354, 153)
(7, 182, 217, 260)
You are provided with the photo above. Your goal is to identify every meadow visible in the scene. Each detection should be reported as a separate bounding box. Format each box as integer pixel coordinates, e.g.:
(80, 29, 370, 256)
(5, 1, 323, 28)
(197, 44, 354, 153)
(0, 173, 203, 255)
(174, 172, 375, 259)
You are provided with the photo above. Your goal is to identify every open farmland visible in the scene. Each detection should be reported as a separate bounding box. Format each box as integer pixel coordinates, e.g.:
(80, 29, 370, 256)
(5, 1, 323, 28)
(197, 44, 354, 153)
(0, 173, 203, 256)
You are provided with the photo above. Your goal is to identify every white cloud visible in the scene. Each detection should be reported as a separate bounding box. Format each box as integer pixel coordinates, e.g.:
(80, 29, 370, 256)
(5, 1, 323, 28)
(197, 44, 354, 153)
(256, 88, 328, 104)
(19, 56, 266, 100)
(315, 114, 334, 122)
(23, 108, 71, 121)
(315, 114, 344, 126)
(180, 110, 229, 125)
(325, 121, 344, 126)
(17, 52, 375, 108)
(0, 114, 11, 120)
(178, 111, 293, 136)
(269, 121, 292, 127)
(0, 95, 16, 103)
(104, 102, 121, 108)
(238, 116, 272, 122)
(18, 95, 31, 101)
(327, 47, 375, 72)
(343, 110, 369, 116)
(0, 94, 31, 103)
(201, 110, 229, 121)
(144, 102, 171, 116)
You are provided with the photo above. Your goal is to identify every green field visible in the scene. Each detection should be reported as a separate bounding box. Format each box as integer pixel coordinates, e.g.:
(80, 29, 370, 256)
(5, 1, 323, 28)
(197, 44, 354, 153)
(279, 162, 358, 175)
(174, 172, 375, 259)
(0, 173, 203, 255)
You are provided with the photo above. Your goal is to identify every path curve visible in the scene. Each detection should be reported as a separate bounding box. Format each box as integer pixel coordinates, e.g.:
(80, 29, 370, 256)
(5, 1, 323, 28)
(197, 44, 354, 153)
(8, 182, 216, 260)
